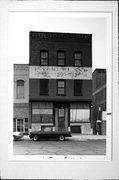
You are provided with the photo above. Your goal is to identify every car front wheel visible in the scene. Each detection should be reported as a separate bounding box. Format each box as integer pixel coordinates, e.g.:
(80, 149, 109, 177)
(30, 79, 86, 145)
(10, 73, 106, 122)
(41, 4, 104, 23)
(59, 135, 65, 141)
(33, 135, 39, 141)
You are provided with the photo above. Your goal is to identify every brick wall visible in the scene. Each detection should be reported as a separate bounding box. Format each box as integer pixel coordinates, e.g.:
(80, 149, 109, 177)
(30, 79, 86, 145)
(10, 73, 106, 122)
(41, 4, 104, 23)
(14, 103, 29, 119)
(30, 31, 92, 67)
(29, 79, 92, 101)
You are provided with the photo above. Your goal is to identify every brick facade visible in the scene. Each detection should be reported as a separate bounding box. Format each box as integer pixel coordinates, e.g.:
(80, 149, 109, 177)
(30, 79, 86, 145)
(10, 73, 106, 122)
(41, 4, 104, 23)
(14, 64, 29, 133)
(29, 31, 92, 134)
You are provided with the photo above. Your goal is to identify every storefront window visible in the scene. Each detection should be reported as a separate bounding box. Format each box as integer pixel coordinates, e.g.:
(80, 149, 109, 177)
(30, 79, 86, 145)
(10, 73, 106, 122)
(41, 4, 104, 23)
(13, 118, 16, 132)
(25, 118, 28, 132)
(17, 119, 23, 131)
(70, 103, 90, 122)
(13, 118, 28, 132)
(32, 102, 53, 123)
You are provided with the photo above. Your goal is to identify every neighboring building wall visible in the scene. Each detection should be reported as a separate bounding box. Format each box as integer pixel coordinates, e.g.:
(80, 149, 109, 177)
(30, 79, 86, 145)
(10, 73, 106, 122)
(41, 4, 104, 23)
(29, 31, 92, 134)
(14, 64, 29, 134)
(93, 69, 106, 135)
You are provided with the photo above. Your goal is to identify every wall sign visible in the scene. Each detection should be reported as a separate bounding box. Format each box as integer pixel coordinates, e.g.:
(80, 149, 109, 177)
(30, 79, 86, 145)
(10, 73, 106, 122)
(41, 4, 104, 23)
(30, 66, 92, 80)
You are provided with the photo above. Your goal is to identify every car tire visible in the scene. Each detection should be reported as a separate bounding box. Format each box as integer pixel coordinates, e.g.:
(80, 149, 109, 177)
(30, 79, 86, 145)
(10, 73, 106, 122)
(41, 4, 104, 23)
(33, 135, 39, 141)
(59, 135, 65, 141)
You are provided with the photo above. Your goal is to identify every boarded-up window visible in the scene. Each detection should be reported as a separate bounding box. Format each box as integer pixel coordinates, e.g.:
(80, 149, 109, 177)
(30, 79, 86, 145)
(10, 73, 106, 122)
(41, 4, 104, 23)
(40, 79, 49, 95)
(74, 80, 82, 96)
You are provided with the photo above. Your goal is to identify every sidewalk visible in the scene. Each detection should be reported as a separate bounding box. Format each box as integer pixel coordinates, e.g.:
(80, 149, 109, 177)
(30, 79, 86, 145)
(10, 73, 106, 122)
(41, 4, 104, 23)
(72, 134, 106, 140)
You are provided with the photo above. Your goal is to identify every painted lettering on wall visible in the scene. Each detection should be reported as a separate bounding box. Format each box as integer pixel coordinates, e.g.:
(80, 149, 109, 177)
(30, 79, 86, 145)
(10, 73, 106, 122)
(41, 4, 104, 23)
(30, 66, 92, 80)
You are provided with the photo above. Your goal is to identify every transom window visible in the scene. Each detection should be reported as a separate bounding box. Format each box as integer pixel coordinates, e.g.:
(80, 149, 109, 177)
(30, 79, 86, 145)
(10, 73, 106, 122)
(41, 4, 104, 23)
(74, 51, 82, 66)
(40, 50, 48, 65)
(57, 51, 66, 66)
(57, 80, 65, 95)
(17, 80, 24, 99)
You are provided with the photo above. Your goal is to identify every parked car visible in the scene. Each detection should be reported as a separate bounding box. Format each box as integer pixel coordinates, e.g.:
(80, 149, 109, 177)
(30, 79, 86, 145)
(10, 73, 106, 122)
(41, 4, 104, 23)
(13, 131, 24, 141)
(29, 131, 72, 141)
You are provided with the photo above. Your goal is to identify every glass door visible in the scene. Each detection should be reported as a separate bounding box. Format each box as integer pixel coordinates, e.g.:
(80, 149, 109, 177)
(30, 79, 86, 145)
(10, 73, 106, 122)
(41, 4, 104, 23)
(58, 107, 65, 131)
(55, 104, 68, 132)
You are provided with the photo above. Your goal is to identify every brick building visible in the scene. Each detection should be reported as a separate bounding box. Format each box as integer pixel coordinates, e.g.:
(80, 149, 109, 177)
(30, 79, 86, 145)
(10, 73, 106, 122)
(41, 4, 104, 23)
(92, 69, 106, 135)
(13, 64, 29, 134)
(29, 31, 93, 134)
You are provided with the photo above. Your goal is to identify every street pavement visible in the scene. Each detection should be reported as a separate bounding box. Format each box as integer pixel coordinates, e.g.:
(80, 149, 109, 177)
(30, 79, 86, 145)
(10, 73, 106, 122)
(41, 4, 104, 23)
(13, 134, 106, 155)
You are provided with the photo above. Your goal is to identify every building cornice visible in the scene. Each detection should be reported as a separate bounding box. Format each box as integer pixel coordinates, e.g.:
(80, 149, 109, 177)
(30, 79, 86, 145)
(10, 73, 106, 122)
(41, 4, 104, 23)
(30, 31, 92, 43)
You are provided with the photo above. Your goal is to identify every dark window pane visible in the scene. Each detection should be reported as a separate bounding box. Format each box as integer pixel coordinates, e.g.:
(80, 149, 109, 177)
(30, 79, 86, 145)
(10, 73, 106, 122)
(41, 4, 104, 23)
(74, 80, 82, 96)
(17, 80, 24, 86)
(40, 79, 49, 95)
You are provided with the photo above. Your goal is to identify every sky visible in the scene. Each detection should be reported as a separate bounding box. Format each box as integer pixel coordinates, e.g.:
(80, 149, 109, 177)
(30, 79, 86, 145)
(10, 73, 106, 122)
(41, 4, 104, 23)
(8, 12, 107, 71)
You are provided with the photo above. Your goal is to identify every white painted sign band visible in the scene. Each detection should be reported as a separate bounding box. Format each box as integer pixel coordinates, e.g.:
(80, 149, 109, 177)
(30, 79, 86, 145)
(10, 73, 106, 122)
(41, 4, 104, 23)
(30, 66, 92, 80)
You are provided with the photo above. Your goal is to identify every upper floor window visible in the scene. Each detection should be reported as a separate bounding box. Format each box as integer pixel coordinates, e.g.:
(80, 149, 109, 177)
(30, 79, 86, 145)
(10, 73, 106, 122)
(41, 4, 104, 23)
(74, 80, 82, 96)
(40, 79, 49, 96)
(57, 80, 66, 95)
(17, 80, 24, 99)
(74, 51, 82, 66)
(57, 51, 66, 66)
(40, 50, 48, 65)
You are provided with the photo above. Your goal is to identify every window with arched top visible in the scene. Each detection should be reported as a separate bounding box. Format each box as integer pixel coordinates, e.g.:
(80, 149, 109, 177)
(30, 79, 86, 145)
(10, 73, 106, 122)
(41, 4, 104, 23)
(17, 80, 24, 99)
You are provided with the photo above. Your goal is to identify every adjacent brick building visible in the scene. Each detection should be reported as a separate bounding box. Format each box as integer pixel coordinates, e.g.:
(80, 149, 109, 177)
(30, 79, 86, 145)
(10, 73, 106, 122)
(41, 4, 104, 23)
(92, 69, 106, 135)
(13, 64, 29, 134)
(29, 31, 93, 134)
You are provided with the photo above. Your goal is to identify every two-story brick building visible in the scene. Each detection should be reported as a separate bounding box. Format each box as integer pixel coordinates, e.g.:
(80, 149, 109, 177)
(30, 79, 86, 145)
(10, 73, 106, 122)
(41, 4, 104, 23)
(29, 31, 92, 134)
(14, 64, 29, 134)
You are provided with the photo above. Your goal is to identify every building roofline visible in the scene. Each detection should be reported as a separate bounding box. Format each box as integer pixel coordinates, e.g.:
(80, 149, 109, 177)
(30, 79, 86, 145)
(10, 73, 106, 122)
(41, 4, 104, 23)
(30, 31, 92, 43)
(93, 68, 106, 73)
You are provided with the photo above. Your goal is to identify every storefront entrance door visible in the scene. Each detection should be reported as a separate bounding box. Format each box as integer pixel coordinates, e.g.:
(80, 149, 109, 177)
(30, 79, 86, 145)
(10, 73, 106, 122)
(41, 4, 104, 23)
(58, 107, 65, 131)
(55, 104, 68, 132)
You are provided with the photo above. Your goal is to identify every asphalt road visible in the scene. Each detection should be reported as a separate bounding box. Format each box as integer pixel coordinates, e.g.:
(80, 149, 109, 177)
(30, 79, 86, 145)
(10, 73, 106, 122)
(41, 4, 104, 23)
(13, 135, 106, 155)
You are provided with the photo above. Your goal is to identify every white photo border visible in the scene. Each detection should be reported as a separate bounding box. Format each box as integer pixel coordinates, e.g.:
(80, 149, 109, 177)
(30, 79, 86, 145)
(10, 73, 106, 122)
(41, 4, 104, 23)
(8, 11, 112, 161)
